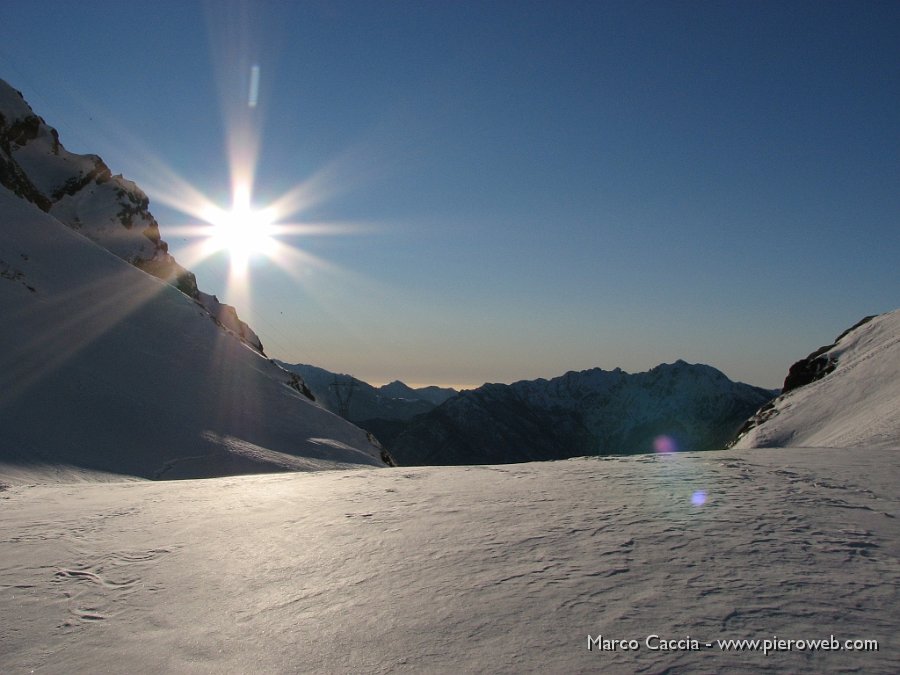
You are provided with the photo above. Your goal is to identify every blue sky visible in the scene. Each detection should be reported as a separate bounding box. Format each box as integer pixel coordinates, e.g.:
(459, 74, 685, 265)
(1, 1, 897, 388)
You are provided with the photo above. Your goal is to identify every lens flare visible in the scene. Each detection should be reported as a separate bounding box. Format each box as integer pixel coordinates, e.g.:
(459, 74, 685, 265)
(200, 184, 277, 275)
(94, 5, 385, 327)
(653, 435, 678, 453)
(248, 65, 260, 108)
(691, 491, 707, 506)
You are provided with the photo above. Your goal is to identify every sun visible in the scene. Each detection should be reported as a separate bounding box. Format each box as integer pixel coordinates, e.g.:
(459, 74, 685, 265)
(201, 185, 277, 273)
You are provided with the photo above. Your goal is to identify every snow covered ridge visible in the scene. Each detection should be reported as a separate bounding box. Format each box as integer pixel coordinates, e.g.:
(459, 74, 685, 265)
(0, 184, 391, 477)
(0, 78, 262, 354)
(0, 83, 392, 479)
(275, 361, 456, 422)
(731, 309, 900, 449)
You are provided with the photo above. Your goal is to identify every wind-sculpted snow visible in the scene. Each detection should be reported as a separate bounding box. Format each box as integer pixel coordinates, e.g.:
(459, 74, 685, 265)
(1, 447, 897, 673)
(733, 309, 900, 449)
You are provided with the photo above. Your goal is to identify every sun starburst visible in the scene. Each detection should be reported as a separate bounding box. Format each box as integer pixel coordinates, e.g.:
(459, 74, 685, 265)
(199, 184, 277, 275)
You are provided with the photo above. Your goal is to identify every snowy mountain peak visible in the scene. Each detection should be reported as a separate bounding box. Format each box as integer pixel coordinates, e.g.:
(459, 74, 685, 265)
(732, 309, 900, 449)
(1, 80, 391, 478)
(377, 379, 457, 405)
(0, 78, 262, 353)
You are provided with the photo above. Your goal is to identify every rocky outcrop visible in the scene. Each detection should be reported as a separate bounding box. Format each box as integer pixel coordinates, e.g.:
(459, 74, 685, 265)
(730, 310, 898, 449)
(1, 81, 391, 474)
(0, 79, 262, 355)
(781, 315, 876, 394)
(0, 106, 52, 211)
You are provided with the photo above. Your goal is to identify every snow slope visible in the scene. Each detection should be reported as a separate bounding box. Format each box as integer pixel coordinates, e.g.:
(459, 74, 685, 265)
(733, 309, 900, 449)
(0, 78, 262, 353)
(275, 361, 439, 422)
(1, 78, 390, 477)
(1, 446, 897, 673)
(0, 184, 387, 477)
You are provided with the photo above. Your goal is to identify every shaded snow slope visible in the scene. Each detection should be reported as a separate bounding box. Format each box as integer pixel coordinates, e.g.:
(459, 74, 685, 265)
(275, 361, 438, 422)
(0, 185, 387, 477)
(1, 447, 897, 673)
(0, 78, 262, 353)
(733, 309, 900, 449)
(274, 363, 460, 450)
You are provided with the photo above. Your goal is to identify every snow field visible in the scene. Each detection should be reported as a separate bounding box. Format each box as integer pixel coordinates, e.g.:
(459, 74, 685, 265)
(2, 446, 897, 674)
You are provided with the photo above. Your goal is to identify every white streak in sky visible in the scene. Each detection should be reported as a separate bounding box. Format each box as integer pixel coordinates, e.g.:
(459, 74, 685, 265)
(248, 65, 260, 108)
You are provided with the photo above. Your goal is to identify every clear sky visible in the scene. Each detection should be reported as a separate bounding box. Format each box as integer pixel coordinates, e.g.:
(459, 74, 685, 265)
(2, 1, 897, 389)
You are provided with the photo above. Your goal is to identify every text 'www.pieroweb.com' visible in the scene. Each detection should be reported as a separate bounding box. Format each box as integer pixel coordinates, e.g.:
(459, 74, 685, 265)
(588, 634, 879, 655)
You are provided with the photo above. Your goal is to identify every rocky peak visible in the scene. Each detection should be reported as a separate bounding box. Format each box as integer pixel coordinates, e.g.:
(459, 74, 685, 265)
(0, 79, 263, 354)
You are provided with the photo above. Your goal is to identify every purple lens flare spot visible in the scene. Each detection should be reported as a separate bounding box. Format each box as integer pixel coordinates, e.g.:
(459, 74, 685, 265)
(653, 435, 678, 453)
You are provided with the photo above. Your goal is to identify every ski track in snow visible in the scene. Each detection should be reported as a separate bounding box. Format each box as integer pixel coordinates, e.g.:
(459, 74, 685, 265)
(1, 446, 898, 674)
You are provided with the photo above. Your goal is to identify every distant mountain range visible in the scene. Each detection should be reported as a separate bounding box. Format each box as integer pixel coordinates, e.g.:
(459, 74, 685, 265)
(287, 310, 900, 465)
(385, 362, 775, 465)
(3, 77, 896, 480)
(274, 361, 456, 422)
(0, 78, 390, 478)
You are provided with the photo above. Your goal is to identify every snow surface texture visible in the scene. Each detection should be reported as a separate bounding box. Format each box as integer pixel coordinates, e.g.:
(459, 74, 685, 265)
(0, 185, 386, 476)
(1, 447, 897, 673)
(733, 309, 900, 449)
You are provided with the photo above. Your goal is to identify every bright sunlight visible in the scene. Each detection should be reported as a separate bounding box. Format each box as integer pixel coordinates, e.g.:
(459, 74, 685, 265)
(201, 184, 277, 274)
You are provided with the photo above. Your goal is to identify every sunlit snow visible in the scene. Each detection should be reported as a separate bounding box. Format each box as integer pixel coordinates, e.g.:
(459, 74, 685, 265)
(1, 447, 897, 673)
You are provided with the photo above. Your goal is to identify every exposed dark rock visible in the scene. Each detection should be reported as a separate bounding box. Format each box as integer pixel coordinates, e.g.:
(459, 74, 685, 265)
(113, 184, 149, 228)
(728, 314, 880, 447)
(0, 152, 51, 211)
(727, 400, 779, 448)
(0, 111, 52, 211)
(49, 158, 111, 201)
(286, 372, 315, 401)
(781, 316, 875, 394)
(379, 447, 397, 467)
(133, 258, 200, 298)
(782, 350, 837, 393)
(2, 113, 42, 148)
